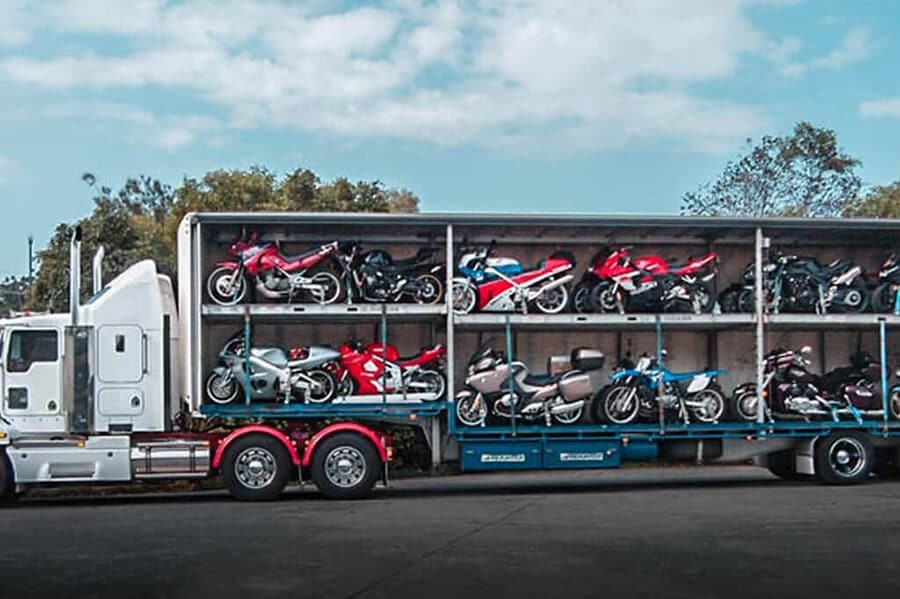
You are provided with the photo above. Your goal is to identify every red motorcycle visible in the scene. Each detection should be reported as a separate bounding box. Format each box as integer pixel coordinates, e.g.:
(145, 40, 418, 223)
(336, 339, 446, 400)
(206, 233, 345, 305)
(452, 244, 575, 314)
(578, 247, 716, 313)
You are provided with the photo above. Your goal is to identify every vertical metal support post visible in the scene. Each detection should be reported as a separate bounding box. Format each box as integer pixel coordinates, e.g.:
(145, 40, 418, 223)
(506, 314, 516, 437)
(755, 227, 766, 424)
(656, 314, 664, 432)
(381, 303, 388, 410)
(446, 224, 455, 437)
(243, 306, 251, 407)
(880, 318, 889, 427)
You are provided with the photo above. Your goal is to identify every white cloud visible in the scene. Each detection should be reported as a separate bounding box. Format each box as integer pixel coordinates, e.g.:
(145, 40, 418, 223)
(0, 0, 32, 46)
(0, 0, 794, 154)
(860, 98, 900, 119)
(782, 26, 872, 77)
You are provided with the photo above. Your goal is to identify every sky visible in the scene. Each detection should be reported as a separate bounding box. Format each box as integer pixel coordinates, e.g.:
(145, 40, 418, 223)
(1, 0, 900, 278)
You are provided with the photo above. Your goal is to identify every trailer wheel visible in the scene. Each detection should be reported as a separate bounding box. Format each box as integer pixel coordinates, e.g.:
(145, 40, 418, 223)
(814, 431, 874, 485)
(222, 434, 292, 501)
(765, 450, 806, 481)
(310, 433, 380, 500)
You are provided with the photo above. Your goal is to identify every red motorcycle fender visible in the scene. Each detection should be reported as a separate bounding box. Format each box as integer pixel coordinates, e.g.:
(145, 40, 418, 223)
(300, 422, 389, 467)
(215, 261, 239, 270)
(212, 425, 301, 468)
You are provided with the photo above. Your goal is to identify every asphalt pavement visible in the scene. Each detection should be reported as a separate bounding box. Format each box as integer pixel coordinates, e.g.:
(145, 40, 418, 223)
(2, 465, 900, 599)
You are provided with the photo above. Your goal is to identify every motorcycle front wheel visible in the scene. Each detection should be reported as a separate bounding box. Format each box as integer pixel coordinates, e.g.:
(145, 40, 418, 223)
(207, 267, 247, 306)
(731, 389, 758, 422)
(599, 384, 641, 424)
(571, 285, 593, 314)
(451, 279, 478, 314)
(534, 283, 569, 314)
(589, 282, 618, 313)
(206, 372, 239, 404)
(305, 369, 338, 404)
(413, 273, 444, 305)
(456, 393, 488, 427)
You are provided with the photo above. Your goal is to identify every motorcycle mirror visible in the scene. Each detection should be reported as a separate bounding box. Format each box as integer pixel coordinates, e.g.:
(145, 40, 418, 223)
(800, 345, 813, 356)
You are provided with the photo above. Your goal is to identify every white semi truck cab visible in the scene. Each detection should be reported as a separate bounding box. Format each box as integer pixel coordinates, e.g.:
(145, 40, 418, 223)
(0, 228, 392, 500)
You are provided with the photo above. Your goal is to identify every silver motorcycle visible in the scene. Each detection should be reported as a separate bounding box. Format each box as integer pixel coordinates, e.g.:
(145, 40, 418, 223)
(206, 335, 341, 405)
(455, 340, 604, 426)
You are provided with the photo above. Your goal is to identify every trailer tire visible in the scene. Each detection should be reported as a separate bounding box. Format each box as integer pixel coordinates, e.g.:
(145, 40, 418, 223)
(814, 431, 874, 485)
(222, 434, 292, 501)
(310, 432, 380, 500)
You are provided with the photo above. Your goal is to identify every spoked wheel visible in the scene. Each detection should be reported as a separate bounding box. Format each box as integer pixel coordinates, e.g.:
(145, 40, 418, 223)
(206, 372, 239, 404)
(207, 267, 247, 306)
(414, 274, 444, 305)
(534, 284, 569, 314)
(688, 385, 725, 423)
(452, 279, 478, 314)
(731, 389, 759, 422)
(815, 431, 873, 485)
(456, 393, 488, 427)
(412, 370, 446, 401)
(599, 384, 641, 424)
(571, 285, 593, 314)
(305, 369, 338, 404)
(306, 270, 343, 305)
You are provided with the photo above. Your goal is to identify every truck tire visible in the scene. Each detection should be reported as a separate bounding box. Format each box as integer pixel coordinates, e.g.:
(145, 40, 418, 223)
(814, 431, 874, 485)
(222, 434, 292, 501)
(765, 450, 806, 481)
(310, 432, 381, 500)
(0, 451, 15, 502)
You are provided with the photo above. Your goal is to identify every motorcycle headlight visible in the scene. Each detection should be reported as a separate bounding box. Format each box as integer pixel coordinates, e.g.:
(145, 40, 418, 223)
(894, 367, 900, 379)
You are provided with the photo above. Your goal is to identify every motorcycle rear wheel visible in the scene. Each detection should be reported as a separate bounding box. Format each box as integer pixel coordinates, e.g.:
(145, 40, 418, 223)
(571, 285, 593, 314)
(692, 282, 714, 313)
(551, 403, 583, 425)
(730, 389, 758, 422)
(206, 372, 239, 404)
(413, 273, 444, 305)
(688, 385, 725, 423)
(305, 270, 344, 305)
(872, 283, 896, 313)
(835, 278, 869, 313)
(414, 370, 446, 401)
(305, 369, 338, 404)
(534, 283, 569, 314)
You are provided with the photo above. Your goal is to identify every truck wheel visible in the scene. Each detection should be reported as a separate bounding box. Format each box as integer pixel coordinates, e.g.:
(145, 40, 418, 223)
(814, 431, 873, 485)
(222, 434, 292, 501)
(766, 450, 806, 481)
(310, 433, 380, 500)
(0, 451, 15, 502)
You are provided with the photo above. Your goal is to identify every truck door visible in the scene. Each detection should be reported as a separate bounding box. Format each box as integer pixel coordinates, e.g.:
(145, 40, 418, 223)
(2, 328, 63, 426)
(97, 325, 146, 418)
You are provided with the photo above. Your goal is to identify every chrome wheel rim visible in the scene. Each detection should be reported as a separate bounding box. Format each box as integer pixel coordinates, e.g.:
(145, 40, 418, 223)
(738, 393, 758, 420)
(693, 390, 723, 422)
(452, 282, 476, 313)
(235, 447, 277, 489)
(209, 268, 245, 305)
(325, 446, 367, 488)
(306, 371, 335, 403)
(416, 275, 442, 304)
(536, 286, 567, 313)
(828, 438, 866, 478)
(309, 272, 341, 304)
(598, 288, 617, 312)
(606, 386, 638, 423)
(207, 375, 237, 404)
(457, 396, 487, 426)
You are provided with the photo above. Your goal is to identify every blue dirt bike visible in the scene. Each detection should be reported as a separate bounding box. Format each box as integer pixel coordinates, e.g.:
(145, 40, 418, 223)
(592, 352, 727, 425)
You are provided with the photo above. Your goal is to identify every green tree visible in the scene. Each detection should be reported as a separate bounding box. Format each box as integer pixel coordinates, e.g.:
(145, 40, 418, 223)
(29, 167, 419, 310)
(682, 122, 862, 217)
(0, 276, 30, 316)
(843, 181, 900, 218)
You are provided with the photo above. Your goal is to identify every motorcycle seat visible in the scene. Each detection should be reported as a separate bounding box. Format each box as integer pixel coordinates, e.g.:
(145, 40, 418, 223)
(523, 372, 563, 386)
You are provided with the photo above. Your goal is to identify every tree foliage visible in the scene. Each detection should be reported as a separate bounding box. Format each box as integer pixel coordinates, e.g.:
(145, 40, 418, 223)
(0, 276, 31, 317)
(29, 167, 419, 311)
(682, 122, 862, 218)
(843, 181, 900, 219)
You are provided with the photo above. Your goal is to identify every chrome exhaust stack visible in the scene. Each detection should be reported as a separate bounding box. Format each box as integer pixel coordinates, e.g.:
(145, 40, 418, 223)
(69, 225, 83, 325)
(92, 245, 105, 295)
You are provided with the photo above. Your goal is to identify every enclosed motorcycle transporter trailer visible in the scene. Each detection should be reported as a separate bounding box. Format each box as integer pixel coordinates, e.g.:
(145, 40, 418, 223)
(2, 212, 900, 501)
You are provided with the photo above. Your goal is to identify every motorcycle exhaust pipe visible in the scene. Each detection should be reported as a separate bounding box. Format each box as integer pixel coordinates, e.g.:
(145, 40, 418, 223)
(549, 399, 585, 414)
(528, 274, 574, 300)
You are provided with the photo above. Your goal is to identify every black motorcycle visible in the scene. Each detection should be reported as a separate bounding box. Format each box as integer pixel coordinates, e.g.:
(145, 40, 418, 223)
(337, 243, 445, 304)
(872, 253, 900, 313)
